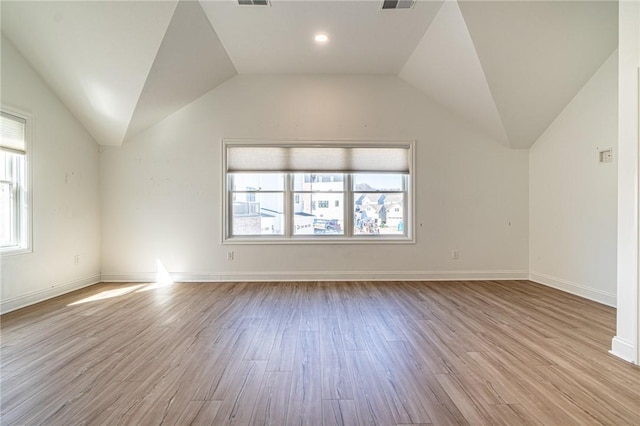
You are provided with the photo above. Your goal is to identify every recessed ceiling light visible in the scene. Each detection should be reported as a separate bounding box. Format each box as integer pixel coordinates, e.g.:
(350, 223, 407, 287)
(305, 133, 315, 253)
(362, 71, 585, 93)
(314, 34, 329, 43)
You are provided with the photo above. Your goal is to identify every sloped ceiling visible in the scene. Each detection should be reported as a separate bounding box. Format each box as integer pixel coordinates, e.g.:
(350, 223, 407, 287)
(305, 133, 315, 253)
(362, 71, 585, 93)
(457, 0, 618, 149)
(0, 0, 618, 148)
(125, 0, 237, 141)
(1, 1, 179, 146)
(400, 0, 509, 146)
(1, 0, 237, 146)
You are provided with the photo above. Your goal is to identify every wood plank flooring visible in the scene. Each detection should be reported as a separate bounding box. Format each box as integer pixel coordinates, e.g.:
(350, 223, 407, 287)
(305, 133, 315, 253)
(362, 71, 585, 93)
(1, 280, 639, 425)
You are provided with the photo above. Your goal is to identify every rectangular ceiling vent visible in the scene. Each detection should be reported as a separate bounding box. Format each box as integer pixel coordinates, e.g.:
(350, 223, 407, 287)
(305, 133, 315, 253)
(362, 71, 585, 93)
(381, 0, 415, 10)
(238, 0, 270, 6)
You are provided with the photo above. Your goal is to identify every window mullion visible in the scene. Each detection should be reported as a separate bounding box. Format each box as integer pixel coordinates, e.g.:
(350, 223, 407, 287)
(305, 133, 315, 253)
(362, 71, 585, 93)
(13, 180, 20, 246)
(405, 175, 410, 238)
(345, 174, 353, 237)
(285, 173, 292, 237)
(227, 190, 233, 240)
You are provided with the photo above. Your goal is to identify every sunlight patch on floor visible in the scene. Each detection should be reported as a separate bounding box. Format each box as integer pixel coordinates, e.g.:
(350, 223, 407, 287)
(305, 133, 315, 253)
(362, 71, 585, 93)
(68, 260, 175, 305)
(68, 284, 145, 306)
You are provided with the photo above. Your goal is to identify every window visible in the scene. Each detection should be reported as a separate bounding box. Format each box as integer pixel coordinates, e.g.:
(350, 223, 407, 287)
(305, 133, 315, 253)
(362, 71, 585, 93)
(223, 140, 414, 242)
(293, 173, 344, 235)
(1, 110, 31, 253)
(246, 187, 257, 202)
(353, 174, 406, 235)
(229, 173, 284, 236)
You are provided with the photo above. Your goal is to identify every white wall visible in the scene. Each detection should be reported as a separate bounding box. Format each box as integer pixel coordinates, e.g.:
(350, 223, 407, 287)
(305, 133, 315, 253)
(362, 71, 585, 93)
(100, 75, 529, 281)
(612, 0, 640, 364)
(0, 35, 101, 313)
(529, 52, 619, 307)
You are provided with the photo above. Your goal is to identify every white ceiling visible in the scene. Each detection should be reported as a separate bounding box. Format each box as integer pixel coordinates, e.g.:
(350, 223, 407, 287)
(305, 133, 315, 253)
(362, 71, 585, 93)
(0, 0, 618, 148)
(201, 0, 444, 74)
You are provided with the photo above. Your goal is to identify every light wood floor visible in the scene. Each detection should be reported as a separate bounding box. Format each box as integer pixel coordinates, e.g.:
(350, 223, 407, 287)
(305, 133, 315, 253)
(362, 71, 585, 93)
(1, 280, 639, 425)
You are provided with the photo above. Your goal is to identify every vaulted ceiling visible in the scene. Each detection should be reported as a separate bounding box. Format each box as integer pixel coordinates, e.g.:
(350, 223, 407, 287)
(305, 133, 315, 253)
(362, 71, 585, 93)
(1, 0, 618, 148)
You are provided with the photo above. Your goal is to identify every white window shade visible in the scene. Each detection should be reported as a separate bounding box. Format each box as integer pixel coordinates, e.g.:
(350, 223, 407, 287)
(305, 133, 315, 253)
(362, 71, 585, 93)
(1, 112, 26, 154)
(227, 143, 411, 173)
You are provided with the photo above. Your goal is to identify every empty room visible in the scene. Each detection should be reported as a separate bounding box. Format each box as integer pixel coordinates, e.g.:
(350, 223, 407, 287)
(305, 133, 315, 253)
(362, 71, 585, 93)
(1, 0, 639, 424)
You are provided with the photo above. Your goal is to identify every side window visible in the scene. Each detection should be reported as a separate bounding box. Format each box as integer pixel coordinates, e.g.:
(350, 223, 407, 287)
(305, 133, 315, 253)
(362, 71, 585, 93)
(0, 110, 31, 254)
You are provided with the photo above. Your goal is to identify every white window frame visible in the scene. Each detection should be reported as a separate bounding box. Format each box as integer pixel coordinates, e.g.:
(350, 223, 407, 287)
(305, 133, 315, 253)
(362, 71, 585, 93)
(222, 139, 415, 244)
(1, 107, 33, 255)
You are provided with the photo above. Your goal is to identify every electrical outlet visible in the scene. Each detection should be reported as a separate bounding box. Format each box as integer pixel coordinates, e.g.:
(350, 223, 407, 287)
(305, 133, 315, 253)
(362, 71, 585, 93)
(227, 251, 234, 261)
(74, 254, 80, 265)
(598, 148, 613, 164)
(452, 250, 460, 260)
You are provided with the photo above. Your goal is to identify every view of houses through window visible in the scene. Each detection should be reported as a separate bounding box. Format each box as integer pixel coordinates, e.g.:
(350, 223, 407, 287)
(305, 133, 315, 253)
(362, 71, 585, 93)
(229, 172, 406, 238)
(353, 173, 405, 235)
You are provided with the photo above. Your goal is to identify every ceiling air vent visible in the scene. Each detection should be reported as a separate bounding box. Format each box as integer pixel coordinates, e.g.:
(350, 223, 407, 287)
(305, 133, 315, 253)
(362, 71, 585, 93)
(381, 0, 415, 10)
(238, 0, 270, 5)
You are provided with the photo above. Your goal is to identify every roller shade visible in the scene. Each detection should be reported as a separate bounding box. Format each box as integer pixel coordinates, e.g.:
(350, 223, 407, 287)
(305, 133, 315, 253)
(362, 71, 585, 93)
(227, 143, 411, 173)
(1, 112, 26, 154)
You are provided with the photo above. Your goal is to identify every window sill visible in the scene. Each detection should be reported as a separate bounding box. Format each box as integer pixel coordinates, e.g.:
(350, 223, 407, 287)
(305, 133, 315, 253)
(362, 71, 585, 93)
(1, 246, 32, 257)
(223, 236, 415, 245)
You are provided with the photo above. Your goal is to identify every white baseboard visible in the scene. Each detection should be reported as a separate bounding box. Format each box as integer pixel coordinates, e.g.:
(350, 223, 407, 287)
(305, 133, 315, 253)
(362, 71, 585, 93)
(101, 269, 529, 283)
(528, 272, 616, 307)
(610, 336, 637, 364)
(1, 275, 101, 315)
(101, 273, 156, 283)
